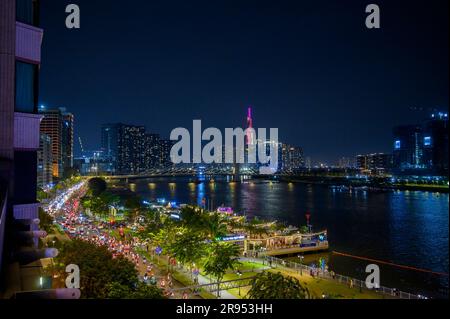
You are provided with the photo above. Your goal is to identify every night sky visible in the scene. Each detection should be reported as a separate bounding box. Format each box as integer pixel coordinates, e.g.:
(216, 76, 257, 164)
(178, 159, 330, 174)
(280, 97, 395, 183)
(39, 0, 449, 163)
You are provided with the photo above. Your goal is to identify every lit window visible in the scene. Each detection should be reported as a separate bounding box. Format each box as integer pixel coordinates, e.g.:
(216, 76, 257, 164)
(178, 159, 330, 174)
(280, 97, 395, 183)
(394, 140, 401, 149)
(424, 136, 431, 146)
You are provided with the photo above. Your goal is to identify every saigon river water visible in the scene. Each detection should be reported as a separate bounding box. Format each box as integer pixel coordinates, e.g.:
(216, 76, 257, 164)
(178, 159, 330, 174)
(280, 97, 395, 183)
(128, 176, 449, 298)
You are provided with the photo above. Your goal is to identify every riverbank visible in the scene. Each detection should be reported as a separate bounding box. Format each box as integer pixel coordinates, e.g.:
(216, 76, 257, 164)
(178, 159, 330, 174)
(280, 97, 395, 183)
(274, 176, 449, 193)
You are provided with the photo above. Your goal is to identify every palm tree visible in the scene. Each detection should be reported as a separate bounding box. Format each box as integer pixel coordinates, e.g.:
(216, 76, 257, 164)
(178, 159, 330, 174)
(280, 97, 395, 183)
(205, 213, 227, 239)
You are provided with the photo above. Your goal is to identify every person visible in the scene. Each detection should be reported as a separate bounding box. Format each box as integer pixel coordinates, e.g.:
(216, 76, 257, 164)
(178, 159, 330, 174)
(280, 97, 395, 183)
(350, 279, 354, 289)
(167, 273, 173, 287)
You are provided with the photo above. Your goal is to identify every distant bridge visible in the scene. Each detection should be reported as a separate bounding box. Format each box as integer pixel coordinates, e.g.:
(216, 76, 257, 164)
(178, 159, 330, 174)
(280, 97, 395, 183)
(103, 166, 307, 180)
(104, 165, 260, 180)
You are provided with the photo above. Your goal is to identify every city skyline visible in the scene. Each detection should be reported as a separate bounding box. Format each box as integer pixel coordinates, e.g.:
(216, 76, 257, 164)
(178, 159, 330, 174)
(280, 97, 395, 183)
(1, 0, 448, 304)
(38, 0, 448, 163)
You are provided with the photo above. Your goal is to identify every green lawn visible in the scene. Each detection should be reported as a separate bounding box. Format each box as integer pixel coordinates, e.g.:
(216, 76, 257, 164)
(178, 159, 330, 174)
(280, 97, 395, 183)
(268, 267, 388, 299)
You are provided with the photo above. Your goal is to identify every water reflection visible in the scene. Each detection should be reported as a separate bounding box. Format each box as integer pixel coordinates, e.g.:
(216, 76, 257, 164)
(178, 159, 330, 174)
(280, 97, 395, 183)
(129, 176, 448, 297)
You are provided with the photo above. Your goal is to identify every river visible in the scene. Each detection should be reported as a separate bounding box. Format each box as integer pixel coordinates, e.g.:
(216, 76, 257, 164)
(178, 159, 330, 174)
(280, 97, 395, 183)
(126, 176, 449, 298)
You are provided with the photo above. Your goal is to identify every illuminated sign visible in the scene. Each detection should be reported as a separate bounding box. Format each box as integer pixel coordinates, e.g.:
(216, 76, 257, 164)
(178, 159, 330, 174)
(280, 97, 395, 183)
(424, 136, 431, 146)
(394, 140, 401, 149)
(218, 235, 245, 241)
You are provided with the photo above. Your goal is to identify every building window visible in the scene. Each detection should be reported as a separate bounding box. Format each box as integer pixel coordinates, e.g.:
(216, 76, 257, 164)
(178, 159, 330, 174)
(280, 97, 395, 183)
(424, 136, 432, 146)
(15, 61, 36, 113)
(394, 140, 401, 150)
(16, 0, 38, 25)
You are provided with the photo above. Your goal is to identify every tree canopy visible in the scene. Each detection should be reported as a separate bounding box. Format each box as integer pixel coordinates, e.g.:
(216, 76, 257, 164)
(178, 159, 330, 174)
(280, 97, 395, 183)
(48, 239, 164, 299)
(247, 271, 310, 299)
(88, 177, 107, 196)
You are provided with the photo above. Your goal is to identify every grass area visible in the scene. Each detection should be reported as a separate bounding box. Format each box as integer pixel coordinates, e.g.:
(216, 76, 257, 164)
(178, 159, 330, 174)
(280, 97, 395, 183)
(268, 266, 387, 299)
(236, 261, 267, 272)
(223, 271, 258, 282)
(228, 286, 251, 298)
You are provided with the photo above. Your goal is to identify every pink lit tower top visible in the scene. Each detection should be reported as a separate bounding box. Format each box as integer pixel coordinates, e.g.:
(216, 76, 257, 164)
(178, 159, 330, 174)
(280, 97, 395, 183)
(246, 106, 255, 145)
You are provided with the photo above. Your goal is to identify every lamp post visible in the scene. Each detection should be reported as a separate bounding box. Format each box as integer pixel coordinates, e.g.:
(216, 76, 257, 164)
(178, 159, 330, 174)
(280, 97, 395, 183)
(236, 270, 242, 296)
(298, 254, 304, 275)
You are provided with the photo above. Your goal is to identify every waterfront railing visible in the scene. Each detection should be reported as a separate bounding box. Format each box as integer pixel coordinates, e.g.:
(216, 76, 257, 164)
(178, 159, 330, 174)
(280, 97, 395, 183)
(262, 255, 425, 299)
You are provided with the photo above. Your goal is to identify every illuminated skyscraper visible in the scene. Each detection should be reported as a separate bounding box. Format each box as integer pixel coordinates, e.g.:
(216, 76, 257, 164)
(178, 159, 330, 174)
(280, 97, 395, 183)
(39, 107, 74, 178)
(392, 125, 424, 170)
(117, 125, 146, 174)
(281, 144, 304, 172)
(37, 133, 53, 187)
(422, 112, 448, 175)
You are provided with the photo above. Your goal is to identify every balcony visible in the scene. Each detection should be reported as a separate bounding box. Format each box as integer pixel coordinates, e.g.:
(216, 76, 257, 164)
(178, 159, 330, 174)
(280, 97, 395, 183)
(15, 21, 43, 64)
(14, 112, 42, 150)
(13, 202, 40, 220)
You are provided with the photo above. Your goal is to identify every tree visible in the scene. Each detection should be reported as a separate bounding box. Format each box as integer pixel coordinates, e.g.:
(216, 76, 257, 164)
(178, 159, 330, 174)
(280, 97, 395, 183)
(107, 282, 165, 299)
(168, 230, 207, 277)
(49, 239, 148, 298)
(90, 196, 109, 219)
(123, 194, 143, 223)
(180, 206, 207, 231)
(204, 212, 228, 239)
(247, 271, 310, 299)
(88, 177, 107, 196)
(149, 225, 186, 273)
(38, 208, 54, 233)
(37, 187, 49, 202)
(203, 241, 241, 297)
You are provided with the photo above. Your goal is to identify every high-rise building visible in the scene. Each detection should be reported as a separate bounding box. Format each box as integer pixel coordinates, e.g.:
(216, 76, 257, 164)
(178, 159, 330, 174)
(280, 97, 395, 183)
(39, 107, 74, 178)
(144, 133, 161, 169)
(305, 157, 312, 169)
(0, 0, 56, 297)
(1, 0, 43, 234)
(338, 157, 353, 168)
(281, 144, 304, 172)
(117, 125, 146, 174)
(356, 153, 392, 175)
(392, 125, 424, 170)
(101, 123, 169, 174)
(37, 133, 53, 188)
(61, 111, 74, 175)
(159, 139, 174, 168)
(101, 123, 120, 168)
(422, 112, 448, 175)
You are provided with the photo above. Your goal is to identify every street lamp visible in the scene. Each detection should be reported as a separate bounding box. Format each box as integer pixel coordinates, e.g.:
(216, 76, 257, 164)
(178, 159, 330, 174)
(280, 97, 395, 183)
(236, 270, 242, 296)
(298, 254, 304, 275)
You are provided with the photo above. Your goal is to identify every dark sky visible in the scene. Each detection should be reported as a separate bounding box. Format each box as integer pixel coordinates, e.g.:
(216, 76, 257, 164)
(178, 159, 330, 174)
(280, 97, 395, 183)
(39, 0, 449, 163)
